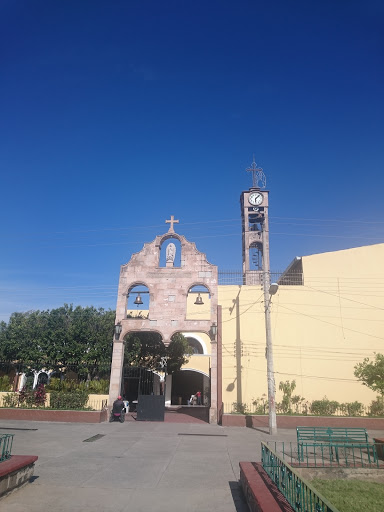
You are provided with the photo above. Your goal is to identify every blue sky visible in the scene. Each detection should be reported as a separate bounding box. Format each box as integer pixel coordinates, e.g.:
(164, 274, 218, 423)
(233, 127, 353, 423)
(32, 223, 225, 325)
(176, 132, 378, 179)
(1, 0, 383, 320)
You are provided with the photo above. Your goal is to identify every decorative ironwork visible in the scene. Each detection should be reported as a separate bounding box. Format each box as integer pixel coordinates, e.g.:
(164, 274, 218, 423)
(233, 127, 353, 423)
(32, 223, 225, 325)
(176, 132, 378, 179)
(261, 442, 341, 512)
(123, 366, 156, 396)
(246, 156, 266, 189)
(218, 270, 304, 286)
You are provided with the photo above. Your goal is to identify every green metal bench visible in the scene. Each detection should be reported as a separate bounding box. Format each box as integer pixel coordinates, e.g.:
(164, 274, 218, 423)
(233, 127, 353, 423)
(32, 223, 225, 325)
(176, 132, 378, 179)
(0, 434, 14, 462)
(296, 426, 376, 463)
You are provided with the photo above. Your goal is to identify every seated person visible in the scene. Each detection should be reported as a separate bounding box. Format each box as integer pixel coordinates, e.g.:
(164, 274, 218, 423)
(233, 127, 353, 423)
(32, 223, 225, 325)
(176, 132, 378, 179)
(112, 395, 125, 414)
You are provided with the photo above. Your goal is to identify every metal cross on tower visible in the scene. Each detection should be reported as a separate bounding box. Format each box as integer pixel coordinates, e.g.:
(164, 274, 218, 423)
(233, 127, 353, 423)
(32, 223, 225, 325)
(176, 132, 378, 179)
(165, 215, 179, 233)
(246, 156, 266, 189)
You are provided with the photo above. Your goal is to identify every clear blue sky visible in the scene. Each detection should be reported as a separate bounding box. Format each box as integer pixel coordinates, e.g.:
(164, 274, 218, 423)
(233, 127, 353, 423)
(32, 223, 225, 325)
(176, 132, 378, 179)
(1, 0, 383, 320)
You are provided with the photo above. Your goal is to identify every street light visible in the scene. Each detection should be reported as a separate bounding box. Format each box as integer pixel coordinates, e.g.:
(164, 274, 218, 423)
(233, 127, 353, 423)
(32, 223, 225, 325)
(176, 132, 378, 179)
(269, 282, 279, 296)
(160, 356, 168, 404)
(264, 279, 279, 435)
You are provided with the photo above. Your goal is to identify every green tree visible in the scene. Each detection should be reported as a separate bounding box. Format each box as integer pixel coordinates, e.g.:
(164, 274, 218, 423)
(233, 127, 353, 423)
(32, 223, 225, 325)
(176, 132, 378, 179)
(166, 333, 193, 374)
(278, 380, 296, 414)
(354, 354, 384, 396)
(124, 331, 166, 369)
(0, 305, 115, 378)
(124, 331, 192, 374)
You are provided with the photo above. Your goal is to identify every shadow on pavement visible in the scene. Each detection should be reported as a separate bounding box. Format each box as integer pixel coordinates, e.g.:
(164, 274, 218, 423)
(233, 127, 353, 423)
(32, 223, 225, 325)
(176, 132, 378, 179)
(245, 416, 269, 433)
(228, 481, 249, 512)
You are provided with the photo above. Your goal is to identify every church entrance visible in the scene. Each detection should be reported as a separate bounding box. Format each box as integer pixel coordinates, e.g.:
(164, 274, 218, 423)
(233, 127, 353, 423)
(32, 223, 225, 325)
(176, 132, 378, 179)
(123, 366, 161, 401)
(171, 369, 209, 406)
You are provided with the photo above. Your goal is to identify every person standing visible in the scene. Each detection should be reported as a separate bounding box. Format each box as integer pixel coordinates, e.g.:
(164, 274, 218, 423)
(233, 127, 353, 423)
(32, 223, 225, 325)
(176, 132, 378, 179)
(196, 390, 202, 405)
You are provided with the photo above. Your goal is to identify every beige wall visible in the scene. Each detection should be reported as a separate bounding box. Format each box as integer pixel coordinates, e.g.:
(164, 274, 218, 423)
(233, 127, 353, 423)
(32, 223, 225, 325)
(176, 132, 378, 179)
(0, 392, 108, 410)
(219, 244, 384, 409)
(183, 354, 210, 376)
(186, 292, 211, 320)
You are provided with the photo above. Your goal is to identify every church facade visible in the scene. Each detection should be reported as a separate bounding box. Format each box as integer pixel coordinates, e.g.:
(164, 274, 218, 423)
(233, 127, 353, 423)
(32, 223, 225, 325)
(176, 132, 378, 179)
(109, 168, 384, 422)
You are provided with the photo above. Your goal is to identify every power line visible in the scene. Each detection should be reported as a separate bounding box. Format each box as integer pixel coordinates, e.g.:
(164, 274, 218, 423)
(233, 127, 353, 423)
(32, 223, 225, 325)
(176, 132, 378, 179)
(277, 303, 384, 341)
(2, 213, 384, 244)
(303, 284, 384, 311)
(238, 365, 360, 383)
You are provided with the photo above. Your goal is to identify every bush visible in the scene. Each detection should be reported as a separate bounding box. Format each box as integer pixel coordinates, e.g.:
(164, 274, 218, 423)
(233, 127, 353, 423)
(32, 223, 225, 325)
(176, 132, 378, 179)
(2, 393, 18, 408)
(46, 378, 109, 394)
(46, 377, 62, 391)
(49, 390, 89, 410)
(46, 378, 79, 392)
(88, 379, 109, 394)
(368, 396, 384, 417)
(34, 384, 47, 407)
(232, 402, 249, 414)
(340, 401, 364, 417)
(17, 385, 47, 408)
(310, 397, 340, 416)
(252, 395, 268, 415)
(0, 375, 12, 392)
(18, 386, 36, 408)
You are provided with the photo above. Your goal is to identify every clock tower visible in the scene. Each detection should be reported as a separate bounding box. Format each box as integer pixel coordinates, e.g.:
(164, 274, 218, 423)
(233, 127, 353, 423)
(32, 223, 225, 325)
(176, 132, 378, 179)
(240, 158, 270, 285)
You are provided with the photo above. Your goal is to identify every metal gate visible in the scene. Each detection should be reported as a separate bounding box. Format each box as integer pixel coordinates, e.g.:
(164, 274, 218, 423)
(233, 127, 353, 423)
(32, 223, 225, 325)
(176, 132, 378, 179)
(123, 366, 155, 398)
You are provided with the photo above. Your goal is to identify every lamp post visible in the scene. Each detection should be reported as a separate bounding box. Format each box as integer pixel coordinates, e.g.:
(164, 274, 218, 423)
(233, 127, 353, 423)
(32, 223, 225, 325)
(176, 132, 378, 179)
(160, 356, 168, 404)
(263, 278, 279, 435)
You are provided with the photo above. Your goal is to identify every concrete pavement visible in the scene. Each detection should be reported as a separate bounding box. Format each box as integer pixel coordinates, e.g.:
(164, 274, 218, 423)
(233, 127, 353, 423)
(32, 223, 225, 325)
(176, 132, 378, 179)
(1, 419, 384, 512)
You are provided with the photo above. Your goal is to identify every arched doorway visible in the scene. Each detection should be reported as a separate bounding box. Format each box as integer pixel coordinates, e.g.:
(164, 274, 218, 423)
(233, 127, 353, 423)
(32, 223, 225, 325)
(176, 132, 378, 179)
(122, 331, 165, 406)
(171, 369, 210, 406)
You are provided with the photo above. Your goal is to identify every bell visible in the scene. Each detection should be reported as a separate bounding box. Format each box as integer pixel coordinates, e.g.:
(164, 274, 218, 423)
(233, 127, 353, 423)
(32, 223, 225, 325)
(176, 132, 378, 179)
(194, 293, 204, 305)
(134, 293, 143, 306)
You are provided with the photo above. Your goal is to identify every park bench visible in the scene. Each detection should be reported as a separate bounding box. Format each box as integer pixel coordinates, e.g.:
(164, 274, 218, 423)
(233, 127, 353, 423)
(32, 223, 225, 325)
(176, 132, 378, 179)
(296, 426, 376, 463)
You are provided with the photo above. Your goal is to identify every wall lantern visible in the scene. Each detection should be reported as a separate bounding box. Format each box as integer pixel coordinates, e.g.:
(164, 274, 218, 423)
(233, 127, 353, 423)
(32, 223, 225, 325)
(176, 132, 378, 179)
(209, 322, 217, 341)
(114, 322, 122, 340)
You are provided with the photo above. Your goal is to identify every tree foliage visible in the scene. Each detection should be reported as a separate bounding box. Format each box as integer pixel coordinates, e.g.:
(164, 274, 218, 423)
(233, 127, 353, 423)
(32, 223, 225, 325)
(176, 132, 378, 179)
(166, 333, 193, 374)
(0, 305, 115, 377)
(354, 354, 384, 396)
(124, 331, 193, 374)
(0, 306, 194, 380)
(278, 380, 296, 414)
(124, 331, 166, 369)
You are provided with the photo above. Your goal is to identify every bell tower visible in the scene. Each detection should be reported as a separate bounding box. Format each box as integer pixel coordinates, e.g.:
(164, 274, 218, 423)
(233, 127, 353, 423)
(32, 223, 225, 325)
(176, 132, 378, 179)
(240, 158, 270, 285)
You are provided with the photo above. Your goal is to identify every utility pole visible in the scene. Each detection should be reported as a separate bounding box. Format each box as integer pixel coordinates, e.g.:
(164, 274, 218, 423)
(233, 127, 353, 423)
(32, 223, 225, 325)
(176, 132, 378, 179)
(240, 157, 276, 433)
(262, 210, 278, 435)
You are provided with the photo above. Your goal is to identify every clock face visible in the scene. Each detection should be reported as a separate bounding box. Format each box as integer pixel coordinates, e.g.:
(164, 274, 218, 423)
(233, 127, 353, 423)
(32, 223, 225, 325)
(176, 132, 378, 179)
(248, 192, 263, 206)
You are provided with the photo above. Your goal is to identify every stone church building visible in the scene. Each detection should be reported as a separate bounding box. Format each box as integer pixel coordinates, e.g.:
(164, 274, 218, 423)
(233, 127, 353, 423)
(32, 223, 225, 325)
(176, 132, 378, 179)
(109, 167, 384, 423)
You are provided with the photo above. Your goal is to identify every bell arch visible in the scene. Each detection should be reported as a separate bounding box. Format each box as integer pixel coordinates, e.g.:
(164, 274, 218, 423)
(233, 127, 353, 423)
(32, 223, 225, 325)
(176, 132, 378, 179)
(186, 284, 211, 321)
(109, 220, 219, 423)
(126, 283, 150, 319)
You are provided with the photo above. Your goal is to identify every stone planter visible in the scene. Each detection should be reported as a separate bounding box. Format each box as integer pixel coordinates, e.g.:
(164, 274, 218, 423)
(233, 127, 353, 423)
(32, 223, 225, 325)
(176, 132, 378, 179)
(0, 408, 108, 423)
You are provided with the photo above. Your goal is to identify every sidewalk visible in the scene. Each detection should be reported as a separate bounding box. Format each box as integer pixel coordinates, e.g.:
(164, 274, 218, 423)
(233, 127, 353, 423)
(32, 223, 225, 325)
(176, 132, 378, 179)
(1, 420, 384, 512)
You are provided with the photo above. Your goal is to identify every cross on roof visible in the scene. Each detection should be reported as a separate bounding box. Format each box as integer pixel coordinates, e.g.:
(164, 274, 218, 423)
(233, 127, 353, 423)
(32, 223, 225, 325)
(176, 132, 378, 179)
(246, 155, 266, 189)
(165, 215, 179, 233)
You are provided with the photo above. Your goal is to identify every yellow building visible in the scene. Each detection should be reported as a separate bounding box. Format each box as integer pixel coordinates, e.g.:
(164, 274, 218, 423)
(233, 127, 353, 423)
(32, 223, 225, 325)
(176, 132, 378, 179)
(220, 243, 384, 412)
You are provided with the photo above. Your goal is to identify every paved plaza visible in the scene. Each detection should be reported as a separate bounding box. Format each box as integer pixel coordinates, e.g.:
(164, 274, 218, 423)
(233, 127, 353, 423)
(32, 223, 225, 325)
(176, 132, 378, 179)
(0, 417, 282, 512)
(1, 419, 384, 512)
